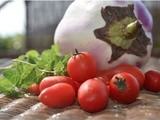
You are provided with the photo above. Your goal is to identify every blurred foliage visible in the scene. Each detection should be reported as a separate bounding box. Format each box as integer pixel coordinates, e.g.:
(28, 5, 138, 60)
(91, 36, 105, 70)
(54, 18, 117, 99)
(0, 34, 25, 51)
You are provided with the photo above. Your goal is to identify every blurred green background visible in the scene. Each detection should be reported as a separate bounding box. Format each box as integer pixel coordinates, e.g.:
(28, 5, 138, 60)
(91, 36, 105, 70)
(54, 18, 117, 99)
(0, 34, 25, 57)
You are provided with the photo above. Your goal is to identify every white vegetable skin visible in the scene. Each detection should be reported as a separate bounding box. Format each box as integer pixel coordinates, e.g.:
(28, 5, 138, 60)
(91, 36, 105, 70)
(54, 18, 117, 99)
(54, 0, 153, 70)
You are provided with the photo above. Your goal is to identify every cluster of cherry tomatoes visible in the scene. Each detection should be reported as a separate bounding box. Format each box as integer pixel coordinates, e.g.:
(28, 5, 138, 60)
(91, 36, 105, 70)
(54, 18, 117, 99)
(28, 51, 160, 113)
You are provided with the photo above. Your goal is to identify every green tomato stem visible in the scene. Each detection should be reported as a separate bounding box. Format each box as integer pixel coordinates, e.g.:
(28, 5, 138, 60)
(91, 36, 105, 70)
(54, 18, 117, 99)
(114, 77, 127, 92)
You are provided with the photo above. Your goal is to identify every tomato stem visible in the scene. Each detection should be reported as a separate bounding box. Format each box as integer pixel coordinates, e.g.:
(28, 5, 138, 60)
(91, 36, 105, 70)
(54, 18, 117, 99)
(114, 77, 127, 92)
(73, 48, 81, 56)
(75, 48, 79, 54)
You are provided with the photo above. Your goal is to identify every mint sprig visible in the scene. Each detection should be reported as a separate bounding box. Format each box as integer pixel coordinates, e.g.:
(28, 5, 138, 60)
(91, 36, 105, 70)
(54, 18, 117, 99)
(0, 44, 71, 97)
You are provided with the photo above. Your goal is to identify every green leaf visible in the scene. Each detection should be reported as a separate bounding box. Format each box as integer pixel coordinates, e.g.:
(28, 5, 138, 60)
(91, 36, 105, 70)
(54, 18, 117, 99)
(26, 50, 40, 64)
(26, 50, 39, 58)
(53, 61, 64, 75)
(18, 64, 36, 88)
(51, 44, 59, 54)
(20, 63, 35, 80)
(17, 55, 26, 61)
(3, 69, 20, 85)
(37, 49, 52, 70)
(11, 55, 26, 68)
(0, 78, 20, 97)
(52, 54, 70, 76)
(0, 44, 71, 97)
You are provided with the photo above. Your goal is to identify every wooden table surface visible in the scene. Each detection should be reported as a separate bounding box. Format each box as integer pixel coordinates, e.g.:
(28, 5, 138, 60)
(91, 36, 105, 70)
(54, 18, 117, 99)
(0, 57, 160, 120)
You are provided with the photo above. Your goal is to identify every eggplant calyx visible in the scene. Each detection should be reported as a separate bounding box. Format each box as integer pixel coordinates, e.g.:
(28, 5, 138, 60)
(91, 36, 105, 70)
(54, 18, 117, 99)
(108, 17, 141, 50)
(94, 4, 151, 63)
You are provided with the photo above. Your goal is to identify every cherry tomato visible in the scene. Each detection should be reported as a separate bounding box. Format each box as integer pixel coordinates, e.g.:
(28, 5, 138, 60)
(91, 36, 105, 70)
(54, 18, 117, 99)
(144, 70, 160, 92)
(107, 85, 110, 97)
(74, 81, 81, 91)
(94, 77, 111, 97)
(109, 72, 139, 104)
(39, 83, 76, 108)
(39, 76, 77, 92)
(97, 69, 115, 85)
(113, 64, 145, 89)
(67, 50, 97, 83)
(28, 83, 40, 95)
(78, 78, 109, 113)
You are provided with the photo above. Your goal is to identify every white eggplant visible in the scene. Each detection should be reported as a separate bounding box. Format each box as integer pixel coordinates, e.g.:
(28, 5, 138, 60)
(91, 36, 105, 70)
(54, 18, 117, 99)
(54, 0, 153, 70)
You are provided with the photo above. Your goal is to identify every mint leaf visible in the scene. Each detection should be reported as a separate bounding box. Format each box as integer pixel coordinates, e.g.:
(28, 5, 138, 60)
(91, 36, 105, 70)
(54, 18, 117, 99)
(0, 78, 20, 97)
(0, 44, 71, 97)
(51, 44, 59, 54)
(26, 50, 40, 64)
(17, 55, 26, 61)
(53, 54, 70, 76)
(37, 49, 54, 70)
(3, 69, 20, 85)
(17, 63, 36, 88)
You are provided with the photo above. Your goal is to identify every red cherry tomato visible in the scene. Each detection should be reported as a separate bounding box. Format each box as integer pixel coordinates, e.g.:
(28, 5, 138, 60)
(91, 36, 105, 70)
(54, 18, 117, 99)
(28, 83, 40, 95)
(107, 85, 110, 97)
(109, 72, 139, 104)
(78, 78, 109, 113)
(67, 50, 97, 83)
(144, 70, 160, 92)
(112, 64, 145, 89)
(39, 76, 77, 92)
(74, 81, 81, 91)
(39, 83, 76, 108)
(97, 69, 115, 85)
